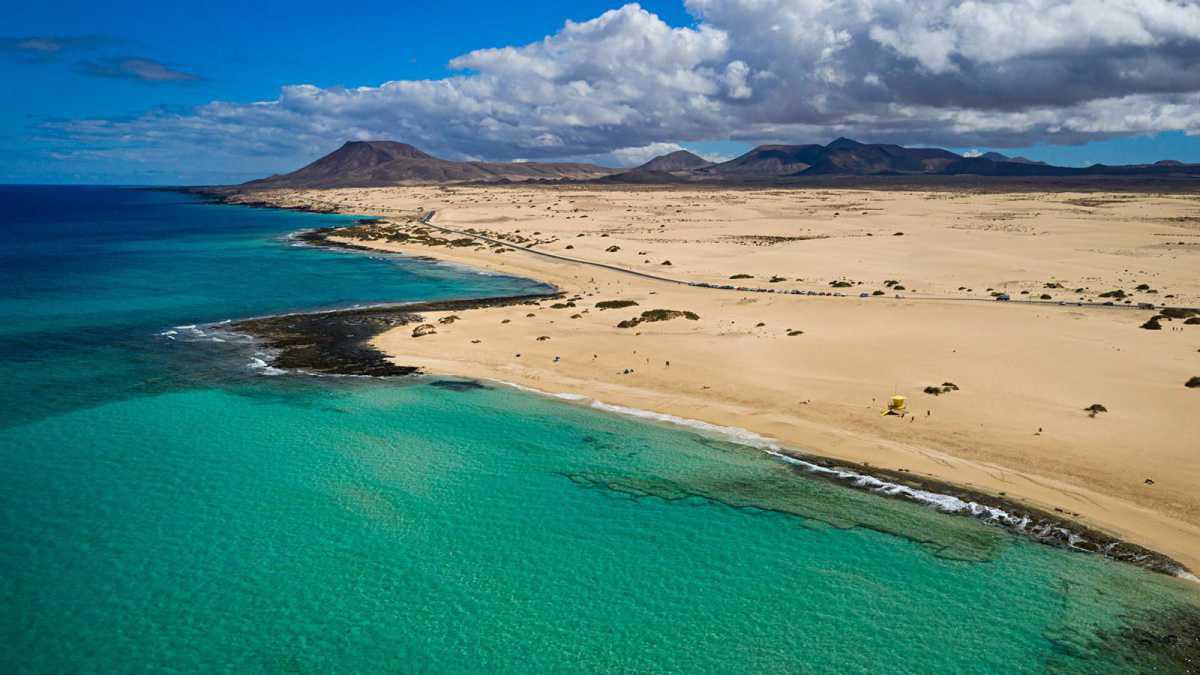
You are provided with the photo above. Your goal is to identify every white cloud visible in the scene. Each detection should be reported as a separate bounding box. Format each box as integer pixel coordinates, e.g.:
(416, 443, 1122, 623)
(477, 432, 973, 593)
(720, 60, 753, 99)
(42, 0, 1200, 177)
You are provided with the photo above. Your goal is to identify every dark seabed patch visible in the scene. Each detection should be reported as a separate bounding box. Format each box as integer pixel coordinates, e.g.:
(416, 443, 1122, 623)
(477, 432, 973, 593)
(231, 293, 559, 377)
(427, 379, 490, 392)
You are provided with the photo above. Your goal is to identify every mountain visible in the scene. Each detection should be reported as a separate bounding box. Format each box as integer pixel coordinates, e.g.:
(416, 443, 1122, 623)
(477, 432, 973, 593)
(980, 151, 1047, 166)
(797, 138, 960, 175)
(698, 138, 959, 178)
(242, 138, 1200, 189)
(592, 149, 715, 184)
(633, 150, 712, 172)
(613, 138, 1200, 181)
(242, 141, 616, 188)
(700, 144, 828, 176)
(941, 157, 1076, 176)
(942, 157, 1200, 177)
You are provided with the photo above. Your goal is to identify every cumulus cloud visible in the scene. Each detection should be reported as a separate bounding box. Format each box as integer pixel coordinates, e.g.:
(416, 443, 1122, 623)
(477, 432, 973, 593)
(41, 0, 1200, 174)
(77, 57, 200, 82)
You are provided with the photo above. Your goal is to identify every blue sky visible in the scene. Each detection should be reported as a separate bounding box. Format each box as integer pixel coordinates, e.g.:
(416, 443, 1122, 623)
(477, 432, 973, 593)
(4, 0, 1200, 184)
(0, 0, 685, 183)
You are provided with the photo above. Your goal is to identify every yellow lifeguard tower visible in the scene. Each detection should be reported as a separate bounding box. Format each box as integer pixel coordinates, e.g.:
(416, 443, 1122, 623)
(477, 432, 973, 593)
(883, 395, 907, 416)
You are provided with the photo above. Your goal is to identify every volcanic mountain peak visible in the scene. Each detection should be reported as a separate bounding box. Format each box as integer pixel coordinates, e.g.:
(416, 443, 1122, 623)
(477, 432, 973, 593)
(980, 151, 1047, 166)
(241, 140, 614, 188)
(339, 140, 434, 160)
(633, 149, 712, 172)
(825, 137, 866, 150)
(704, 144, 827, 175)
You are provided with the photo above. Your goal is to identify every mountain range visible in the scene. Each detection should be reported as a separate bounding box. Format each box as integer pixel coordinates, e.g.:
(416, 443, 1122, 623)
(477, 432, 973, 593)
(240, 138, 1200, 189)
(241, 141, 614, 188)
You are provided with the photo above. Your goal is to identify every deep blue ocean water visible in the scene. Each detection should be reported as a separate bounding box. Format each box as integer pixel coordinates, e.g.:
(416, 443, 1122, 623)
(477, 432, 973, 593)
(1, 185, 1197, 672)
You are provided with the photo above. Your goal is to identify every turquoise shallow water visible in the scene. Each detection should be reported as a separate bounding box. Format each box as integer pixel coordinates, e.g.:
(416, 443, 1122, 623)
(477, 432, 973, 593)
(1, 186, 1197, 672)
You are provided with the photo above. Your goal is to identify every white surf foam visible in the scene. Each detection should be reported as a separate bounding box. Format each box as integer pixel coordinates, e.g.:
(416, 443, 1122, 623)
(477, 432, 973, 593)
(495, 380, 588, 401)
(490, 378, 1194, 580)
(588, 400, 779, 450)
(247, 355, 285, 376)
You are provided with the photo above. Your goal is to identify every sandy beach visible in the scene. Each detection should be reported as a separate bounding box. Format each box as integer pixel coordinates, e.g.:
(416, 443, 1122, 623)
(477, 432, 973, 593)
(229, 184, 1200, 571)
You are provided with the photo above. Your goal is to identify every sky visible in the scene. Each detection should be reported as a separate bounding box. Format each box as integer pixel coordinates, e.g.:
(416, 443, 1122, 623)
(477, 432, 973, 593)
(4, 0, 1200, 185)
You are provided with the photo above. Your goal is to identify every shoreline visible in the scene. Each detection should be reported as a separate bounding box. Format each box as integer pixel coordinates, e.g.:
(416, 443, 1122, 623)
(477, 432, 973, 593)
(492, 376, 1196, 577)
(221, 213, 1196, 579)
(229, 226, 560, 377)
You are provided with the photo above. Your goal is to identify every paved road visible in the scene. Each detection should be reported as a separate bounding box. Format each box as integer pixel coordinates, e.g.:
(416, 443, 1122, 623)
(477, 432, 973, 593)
(413, 210, 1182, 314)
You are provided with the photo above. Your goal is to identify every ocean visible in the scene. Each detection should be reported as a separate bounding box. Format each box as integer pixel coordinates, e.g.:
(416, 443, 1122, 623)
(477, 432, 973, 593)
(0, 185, 1196, 672)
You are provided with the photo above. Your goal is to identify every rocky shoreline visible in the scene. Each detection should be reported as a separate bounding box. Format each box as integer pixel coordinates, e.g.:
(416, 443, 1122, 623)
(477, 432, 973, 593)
(771, 447, 1195, 578)
(232, 293, 559, 377)
(228, 223, 560, 376)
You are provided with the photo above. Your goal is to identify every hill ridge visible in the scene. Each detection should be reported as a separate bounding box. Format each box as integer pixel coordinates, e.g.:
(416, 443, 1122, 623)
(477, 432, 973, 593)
(242, 141, 615, 188)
